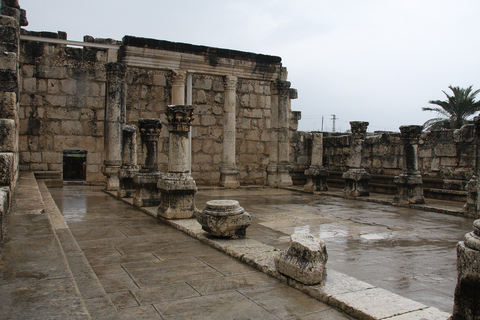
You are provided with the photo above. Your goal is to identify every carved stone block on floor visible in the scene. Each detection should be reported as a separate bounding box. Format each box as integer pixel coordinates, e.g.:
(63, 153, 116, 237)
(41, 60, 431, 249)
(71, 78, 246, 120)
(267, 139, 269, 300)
(196, 200, 251, 238)
(274, 233, 328, 285)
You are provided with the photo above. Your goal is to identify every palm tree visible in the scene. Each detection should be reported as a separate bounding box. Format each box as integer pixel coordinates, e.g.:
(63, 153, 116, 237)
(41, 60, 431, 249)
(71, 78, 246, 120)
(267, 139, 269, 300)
(422, 85, 480, 130)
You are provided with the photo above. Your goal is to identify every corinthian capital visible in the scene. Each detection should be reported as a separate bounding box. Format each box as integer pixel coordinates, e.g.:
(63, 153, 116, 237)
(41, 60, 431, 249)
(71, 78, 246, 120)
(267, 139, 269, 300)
(172, 70, 187, 86)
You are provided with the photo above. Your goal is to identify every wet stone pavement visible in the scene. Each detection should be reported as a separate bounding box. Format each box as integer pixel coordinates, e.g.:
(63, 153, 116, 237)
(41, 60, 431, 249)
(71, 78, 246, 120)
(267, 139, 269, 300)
(50, 186, 354, 319)
(195, 188, 474, 314)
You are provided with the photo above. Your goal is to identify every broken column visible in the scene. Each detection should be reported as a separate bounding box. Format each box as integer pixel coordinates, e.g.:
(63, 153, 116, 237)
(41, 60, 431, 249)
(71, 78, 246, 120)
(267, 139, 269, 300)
(450, 219, 480, 320)
(275, 233, 328, 285)
(157, 105, 197, 219)
(267, 79, 295, 187)
(117, 125, 138, 198)
(219, 75, 239, 188)
(304, 133, 328, 192)
(196, 200, 251, 238)
(393, 125, 425, 205)
(133, 119, 162, 207)
(342, 121, 370, 197)
(102, 62, 126, 190)
(464, 116, 480, 215)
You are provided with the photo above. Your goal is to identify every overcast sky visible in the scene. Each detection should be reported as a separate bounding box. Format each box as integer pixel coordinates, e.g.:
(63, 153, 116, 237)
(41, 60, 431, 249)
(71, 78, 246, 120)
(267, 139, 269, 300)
(19, 0, 480, 132)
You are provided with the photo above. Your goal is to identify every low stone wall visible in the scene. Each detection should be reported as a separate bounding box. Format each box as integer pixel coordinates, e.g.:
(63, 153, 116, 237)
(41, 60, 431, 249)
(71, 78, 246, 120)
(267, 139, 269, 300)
(295, 126, 475, 193)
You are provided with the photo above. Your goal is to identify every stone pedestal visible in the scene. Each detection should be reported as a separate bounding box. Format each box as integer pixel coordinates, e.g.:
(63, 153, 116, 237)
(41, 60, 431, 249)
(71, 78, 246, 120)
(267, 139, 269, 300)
(451, 220, 480, 320)
(304, 133, 328, 192)
(157, 105, 197, 219)
(274, 233, 328, 285)
(102, 62, 126, 190)
(118, 125, 138, 198)
(196, 200, 251, 238)
(343, 121, 370, 197)
(465, 117, 480, 215)
(393, 125, 425, 205)
(219, 75, 240, 188)
(133, 119, 162, 207)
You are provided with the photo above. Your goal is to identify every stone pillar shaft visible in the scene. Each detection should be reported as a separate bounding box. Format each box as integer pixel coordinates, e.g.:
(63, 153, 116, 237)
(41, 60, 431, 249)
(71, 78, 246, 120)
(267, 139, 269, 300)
(118, 125, 138, 198)
(342, 121, 370, 197)
(465, 117, 480, 214)
(102, 62, 126, 190)
(157, 105, 197, 219)
(304, 133, 328, 192)
(171, 70, 186, 105)
(133, 119, 162, 207)
(393, 125, 425, 205)
(219, 76, 239, 187)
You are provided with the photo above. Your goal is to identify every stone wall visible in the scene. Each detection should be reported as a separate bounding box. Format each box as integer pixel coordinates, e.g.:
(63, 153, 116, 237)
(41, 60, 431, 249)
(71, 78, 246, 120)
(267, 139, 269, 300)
(18, 32, 114, 182)
(0, 0, 26, 242)
(297, 126, 475, 191)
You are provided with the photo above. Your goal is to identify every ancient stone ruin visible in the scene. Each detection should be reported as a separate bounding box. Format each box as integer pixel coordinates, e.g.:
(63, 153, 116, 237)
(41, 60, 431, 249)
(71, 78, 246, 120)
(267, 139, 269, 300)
(451, 219, 480, 320)
(196, 200, 251, 238)
(275, 233, 328, 285)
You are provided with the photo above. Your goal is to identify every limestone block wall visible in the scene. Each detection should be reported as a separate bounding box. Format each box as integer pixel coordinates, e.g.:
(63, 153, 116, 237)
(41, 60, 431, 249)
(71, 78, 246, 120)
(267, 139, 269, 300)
(298, 126, 475, 191)
(18, 32, 113, 182)
(0, 0, 25, 242)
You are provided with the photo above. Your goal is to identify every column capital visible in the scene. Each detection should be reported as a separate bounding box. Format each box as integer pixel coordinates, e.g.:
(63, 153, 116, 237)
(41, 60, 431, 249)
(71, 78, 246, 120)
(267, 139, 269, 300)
(399, 125, 423, 145)
(172, 69, 187, 86)
(224, 75, 238, 91)
(138, 118, 162, 141)
(350, 121, 369, 139)
(166, 105, 194, 132)
(276, 80, 291, 94)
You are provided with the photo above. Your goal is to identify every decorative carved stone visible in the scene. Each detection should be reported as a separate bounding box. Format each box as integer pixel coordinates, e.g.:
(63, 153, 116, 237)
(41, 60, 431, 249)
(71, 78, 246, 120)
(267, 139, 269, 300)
(196, 200, 251, 238)
(165, 105, 194, 133)
(343, 121, 370, 197)
(450, 219, 480, 320)
(274, 233, 328, 285)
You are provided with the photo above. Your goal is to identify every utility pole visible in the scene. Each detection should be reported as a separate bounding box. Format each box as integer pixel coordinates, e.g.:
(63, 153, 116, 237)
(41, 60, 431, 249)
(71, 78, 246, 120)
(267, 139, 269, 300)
(321, 116, 324, 131)
(331, 114, 337, 133)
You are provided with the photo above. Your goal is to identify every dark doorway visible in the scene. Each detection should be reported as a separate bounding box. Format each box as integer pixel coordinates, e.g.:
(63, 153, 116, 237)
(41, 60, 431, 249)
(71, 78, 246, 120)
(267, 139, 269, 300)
(63, 150, 87, 181)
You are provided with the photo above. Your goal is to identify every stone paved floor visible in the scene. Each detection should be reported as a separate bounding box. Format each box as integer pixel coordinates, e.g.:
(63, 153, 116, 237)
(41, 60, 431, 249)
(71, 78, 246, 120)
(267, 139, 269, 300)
(50, 186, 354, 319)
(195, 188, 474, 314)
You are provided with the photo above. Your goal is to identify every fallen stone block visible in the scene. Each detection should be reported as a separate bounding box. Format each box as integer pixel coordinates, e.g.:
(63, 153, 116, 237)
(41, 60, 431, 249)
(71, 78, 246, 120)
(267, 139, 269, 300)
(196, 200, 251, 238)
(275, 233, 328, 285)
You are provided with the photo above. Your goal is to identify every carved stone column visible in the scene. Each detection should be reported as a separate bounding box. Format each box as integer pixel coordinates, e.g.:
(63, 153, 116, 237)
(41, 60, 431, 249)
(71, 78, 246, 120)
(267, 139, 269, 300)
(171, 70, 186, 105)
(450, 219, 480, 320)
(133, 119, 162, 207)
(267, 80, 293, 187)
(465, 116, 480, 215)
(304, 133, 329, 192)
(393, 125, 425, 205)
(219, 75, 239, 188)
(157, 105, 197, 219)
(102, 62, 126, 190)
(117, 125, 138, 198)
(342, 121, 370, 197)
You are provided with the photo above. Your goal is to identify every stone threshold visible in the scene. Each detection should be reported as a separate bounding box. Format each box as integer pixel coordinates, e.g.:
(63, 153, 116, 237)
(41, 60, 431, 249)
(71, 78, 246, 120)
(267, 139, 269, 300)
(107, 190, 451, 320)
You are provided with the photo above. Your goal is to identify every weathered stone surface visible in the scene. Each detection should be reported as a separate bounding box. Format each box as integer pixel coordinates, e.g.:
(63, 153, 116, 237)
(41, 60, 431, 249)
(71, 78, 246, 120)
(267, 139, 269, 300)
(157, 174, 197, 219)
(0, 119, 16, 152)
(451, 219, 480, 320)
(196, 200, 251, 237)
(342, 168, 370, 197)
(274, 233, 328, 285)
(133, 172, 162, 207)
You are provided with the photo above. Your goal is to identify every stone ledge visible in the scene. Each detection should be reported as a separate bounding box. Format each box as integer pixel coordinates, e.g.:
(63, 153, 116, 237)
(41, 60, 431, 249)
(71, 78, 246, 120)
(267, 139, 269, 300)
(107, 190, 451, 320)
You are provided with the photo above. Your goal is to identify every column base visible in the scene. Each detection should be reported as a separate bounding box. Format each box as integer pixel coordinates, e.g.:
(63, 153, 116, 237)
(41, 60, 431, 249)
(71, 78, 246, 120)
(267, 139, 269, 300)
(267, 164, 293, 187)
(219, 167, 240, 188)
(157, 173, 197, 219)
(102, 165, 120, 191)
(118, 167, 139, 198)
(342, 168, 370, 197)
(393, 173, 425, 206)
(132, 172, 162, 207)
(464, 176, 479, 215)
(304, 166, 329, 192)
